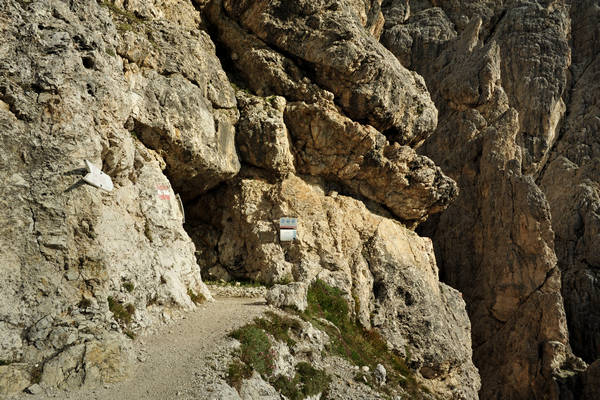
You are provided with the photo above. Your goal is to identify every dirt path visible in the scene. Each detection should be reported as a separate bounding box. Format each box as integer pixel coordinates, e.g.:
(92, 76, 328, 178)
(16, 297, 267, 400)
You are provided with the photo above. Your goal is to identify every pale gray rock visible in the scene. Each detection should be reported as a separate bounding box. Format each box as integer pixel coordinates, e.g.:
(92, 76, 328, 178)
(208, 383, 242, 400)
(238, 372, 280, 400)
(25, 383, 43, 395)
(0, 364, 30, 397)
(235, 91, 295, 175)
(0, 0, 224, 394)
(212, 0, 438, 146)
(374, 364, 386, 386)
(266, 283, 308, 312)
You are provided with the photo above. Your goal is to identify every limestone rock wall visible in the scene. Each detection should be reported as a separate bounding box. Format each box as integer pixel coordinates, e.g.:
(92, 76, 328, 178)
(5, 0, 599, 399)
(379, 0, 599, 398)
(0, 0, 230, 394)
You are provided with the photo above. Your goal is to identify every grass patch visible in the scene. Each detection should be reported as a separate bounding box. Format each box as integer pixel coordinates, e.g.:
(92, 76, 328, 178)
(230, 325, 275, 377)
(187, 289, 206, 305)
(30, 364, 43, 384)
(123, 281, 134, 293)
(272, 362, 331, 400)
(124, 329, 136, 340)
(303, 280, 420, 396)
(227, 359, 252, 391)
(101, 1, 142, 32)
(108, 296, 135, 325)
(253, 311, 302, 348)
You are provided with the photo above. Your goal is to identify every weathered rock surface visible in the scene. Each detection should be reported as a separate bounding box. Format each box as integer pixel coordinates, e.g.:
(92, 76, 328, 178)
(116, 10, 240, 200)
(539, 1, 600, 365)
(285, 101, 457, 223)
(188, 173, 480, 398)
(380, 1, 591, 398)
(0, 0, 231, 394)
(235, 91, 295, 175)
(208, 0, 438, 146)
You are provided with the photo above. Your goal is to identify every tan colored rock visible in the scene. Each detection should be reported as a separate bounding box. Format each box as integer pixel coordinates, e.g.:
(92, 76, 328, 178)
(539, 2, 600, 365)
(188, 173, 479, 398)
(380, 1, 585, 398)
(266, 282, 308, 311)
(581, 360, 600, 400)
(285, 101, 457, 223)
(235, 91, 295, 175)
(0, 0, 222, 394)
(0, 364, 30, 397)
(212, 0, 438, 146)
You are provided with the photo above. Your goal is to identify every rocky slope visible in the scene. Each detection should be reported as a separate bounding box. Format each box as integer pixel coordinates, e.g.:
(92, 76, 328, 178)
(1, 0, 599, 399)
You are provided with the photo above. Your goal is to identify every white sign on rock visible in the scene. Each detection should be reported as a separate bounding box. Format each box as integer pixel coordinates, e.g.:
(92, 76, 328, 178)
(82, 159, 113, 191)
(279, 217, 298, 242)
(279, 217, 298, 229)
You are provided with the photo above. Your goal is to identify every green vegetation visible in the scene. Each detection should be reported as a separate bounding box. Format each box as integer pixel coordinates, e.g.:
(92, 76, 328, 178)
(272, 362, 331, 400)
(187, 289, 206, 305)
(0, 360, 10, 366)
(124, 329, 136, 340)
(227, 359, 252, 391)
(78, 297, 91, 309)
(254, 311, 302, 347)
(227, 310, 330, 397)
(230, 325, 275, 377)
(302, 280, 420, 396)
(226, 280, 422, 398)
(101, 1, 142, 32)
(123, 281, 134, 293)
(107, 296, 135, 325)
(30, 364, 43, 384)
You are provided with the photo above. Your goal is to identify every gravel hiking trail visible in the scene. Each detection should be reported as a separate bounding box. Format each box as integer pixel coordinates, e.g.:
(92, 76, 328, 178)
(14, 296, 267, 400)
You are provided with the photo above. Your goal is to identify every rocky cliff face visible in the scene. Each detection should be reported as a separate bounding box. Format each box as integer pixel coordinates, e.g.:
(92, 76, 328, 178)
(379, 0, 598, 398)
(1, 0, 598, 399)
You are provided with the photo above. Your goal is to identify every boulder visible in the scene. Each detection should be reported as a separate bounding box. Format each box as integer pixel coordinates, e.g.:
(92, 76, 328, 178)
(285, 101, 457, 223)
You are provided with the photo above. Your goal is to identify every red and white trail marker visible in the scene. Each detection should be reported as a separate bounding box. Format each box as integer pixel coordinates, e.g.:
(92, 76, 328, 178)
(156, 185, 171, 200)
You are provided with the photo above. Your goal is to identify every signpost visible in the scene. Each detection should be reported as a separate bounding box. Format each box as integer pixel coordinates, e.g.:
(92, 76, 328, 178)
(279, 217, 297, 242)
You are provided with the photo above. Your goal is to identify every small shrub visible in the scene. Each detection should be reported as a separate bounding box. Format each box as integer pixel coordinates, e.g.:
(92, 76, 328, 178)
(78, 297, 91, 309)
(108, 296, 135, 325)
(303, 280, 420, 396)
(227, 359, 252, 391)
(254, 311, 302, 347)
(30, 364, 43, 384)
(230, 325, 275, 377)
(147, 294, 158, 306)
(123, 281, 134, 293)
(0, 360, 10, 366)
(187, 289, 206, 305)
(272, 362, 331, 400)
